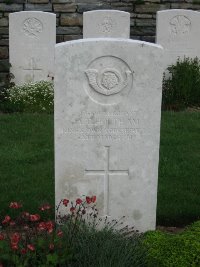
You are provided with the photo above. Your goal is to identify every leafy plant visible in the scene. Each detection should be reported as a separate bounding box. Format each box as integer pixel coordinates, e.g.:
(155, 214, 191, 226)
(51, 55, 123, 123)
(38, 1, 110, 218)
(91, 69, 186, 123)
(144, 221, 200, 267)
(1, 81, 54, 113)
(0, 197, 145, 267)
(162, 57, 200, 110)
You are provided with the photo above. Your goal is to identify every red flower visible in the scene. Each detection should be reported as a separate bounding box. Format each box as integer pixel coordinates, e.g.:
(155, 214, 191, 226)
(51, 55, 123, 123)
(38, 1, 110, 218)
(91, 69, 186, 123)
(9, 202, 22, 209)
(2, 215, 11, 224)
(21, 248, 27, 255)
(86, 196, 92, 204)
(76, 198, 83, 205)
(57, 230, 63, 237)
(0, 233, 5, 240)
(49, 243, 54, 250)
(30, 214, 40, 222)
(9, 221, 16, 227)
(70, 207, 75, 213)
(39, 204, 51, 211)
(45, 221, 54, 234)
(91, 196, 96, 203)
(11, 232, 21, 244)
(63, 199, 69, 206)
(86, 196, 97, 204)
(27, 244, 35, 251)
(38, 222, 46, 231)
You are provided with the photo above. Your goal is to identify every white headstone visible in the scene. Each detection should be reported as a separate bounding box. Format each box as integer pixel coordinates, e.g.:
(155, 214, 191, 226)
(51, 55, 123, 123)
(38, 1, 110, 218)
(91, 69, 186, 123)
(83, 10, 130, 38)
(9, 11, 56, 85)
(55, 11, 164, 232)
(156, 9, 200, 70)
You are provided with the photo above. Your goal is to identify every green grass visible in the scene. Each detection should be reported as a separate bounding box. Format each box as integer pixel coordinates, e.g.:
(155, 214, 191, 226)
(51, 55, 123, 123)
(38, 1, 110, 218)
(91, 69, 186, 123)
(157, 111, 200, 226)
(0, 113, 54, 215)
(0, 112, 200, 226)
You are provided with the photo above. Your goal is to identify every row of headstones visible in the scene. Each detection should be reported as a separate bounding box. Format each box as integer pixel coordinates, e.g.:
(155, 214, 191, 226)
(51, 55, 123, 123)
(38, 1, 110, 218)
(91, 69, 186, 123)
(9, 9, 197, 233)
(10, 9, 200, 85)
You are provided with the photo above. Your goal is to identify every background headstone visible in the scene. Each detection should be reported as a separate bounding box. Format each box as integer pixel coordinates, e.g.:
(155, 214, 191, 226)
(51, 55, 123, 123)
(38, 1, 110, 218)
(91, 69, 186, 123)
(55, 11, 164, 232)
(9, 11, 56, 85)
(156, 9, 200, 70)
(83, 10, 130, 38)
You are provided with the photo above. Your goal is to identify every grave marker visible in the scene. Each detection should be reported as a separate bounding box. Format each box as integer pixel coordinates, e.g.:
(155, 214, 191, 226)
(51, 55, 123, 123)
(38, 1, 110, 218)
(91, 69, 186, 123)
(9, 11, 56, 85)
(55, 10, 164, 232)
(156, 9, 200, 70)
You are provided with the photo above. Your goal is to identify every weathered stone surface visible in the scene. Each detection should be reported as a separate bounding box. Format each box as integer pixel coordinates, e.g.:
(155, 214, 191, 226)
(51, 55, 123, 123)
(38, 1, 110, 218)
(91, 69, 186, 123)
(111, 3, 133, 12)
(52, 0, 75, 3)
(0, 3, 23, 12)
(0, 27, 8, 35)
(156, 9, 200, 70)
(0, 17, 8, 27)
(135, 3, 170, 13)
(77, 3, 110, 13)
(83, 10, 130, 38)
(136, 18, 156, 26)
(131, 26, 155, 35)
(25, 3, 52, 11)
(55, 12, 164, 232)
(9, 11, 56, 85)
(0, 46, 8, 59)
(57, 26, 82, 34)
(53, 3, 77, 12)
(28, 0, 49, 3)
(171, 3, 200, 9)
(63, 34, 82, 40)
(0, 39, 8, 46)
(60, 13, 83, 26)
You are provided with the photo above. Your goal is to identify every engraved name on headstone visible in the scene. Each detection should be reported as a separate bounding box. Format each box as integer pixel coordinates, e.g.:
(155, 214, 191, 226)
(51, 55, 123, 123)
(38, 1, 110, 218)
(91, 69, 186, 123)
(156, 9, 200, 70)
(55, 10, 164, 232)
(9, 11, 56, 85)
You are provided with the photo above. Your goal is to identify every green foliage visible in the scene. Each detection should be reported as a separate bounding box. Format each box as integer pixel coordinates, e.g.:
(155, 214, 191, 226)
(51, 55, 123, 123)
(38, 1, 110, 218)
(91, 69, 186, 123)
(162, 57, 200, 110)
(144, 221, 200, 267)
(0, 199, 146, 267)
(1, 81, 54, 113)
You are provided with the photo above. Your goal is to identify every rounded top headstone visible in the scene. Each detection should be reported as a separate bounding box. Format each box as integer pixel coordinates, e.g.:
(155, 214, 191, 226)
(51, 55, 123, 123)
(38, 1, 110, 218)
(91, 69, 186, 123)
(83, 10, 130, 39)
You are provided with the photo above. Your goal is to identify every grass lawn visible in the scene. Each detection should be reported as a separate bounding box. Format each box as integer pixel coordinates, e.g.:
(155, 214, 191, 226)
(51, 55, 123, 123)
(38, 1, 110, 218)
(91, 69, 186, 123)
(0, 111, 199, 226)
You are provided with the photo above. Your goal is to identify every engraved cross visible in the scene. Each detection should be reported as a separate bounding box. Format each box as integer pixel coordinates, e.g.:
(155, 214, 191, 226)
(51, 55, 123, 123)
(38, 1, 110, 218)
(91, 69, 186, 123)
(85, 146, 129, 216)
(23, 58, 42, 82)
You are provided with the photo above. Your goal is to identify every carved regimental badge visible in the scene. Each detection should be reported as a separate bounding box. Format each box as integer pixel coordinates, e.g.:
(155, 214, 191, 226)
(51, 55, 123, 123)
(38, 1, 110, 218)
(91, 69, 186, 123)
(99, 17, 114, 34)
(170, 15, 191, 36)
(85, 56, 132, 96)
(23, 18, 43, 38)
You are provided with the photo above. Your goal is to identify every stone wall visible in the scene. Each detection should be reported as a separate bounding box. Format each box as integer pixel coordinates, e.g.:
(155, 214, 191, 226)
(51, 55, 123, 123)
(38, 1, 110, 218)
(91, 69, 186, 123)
(0, 0, 200, 85)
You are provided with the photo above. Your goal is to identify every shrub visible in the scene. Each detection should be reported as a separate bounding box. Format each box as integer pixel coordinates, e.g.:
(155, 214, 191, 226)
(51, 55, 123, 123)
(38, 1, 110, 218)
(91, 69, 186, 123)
(0, 197, 146, 267)
(0, 81, 54, 113)
(144, 221, 200, 267)
(162, 57, 200, 110)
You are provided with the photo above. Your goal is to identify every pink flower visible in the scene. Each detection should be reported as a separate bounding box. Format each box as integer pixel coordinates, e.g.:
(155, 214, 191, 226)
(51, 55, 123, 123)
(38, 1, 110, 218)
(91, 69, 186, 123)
(9, 202, 22, 209)
(27, 244, 35, 251)
(38, 222, 46, 231)
(39, 204, 51, 211)
(2, 215, 11, 224)
(45, 221, 54, 234)
(76, 198, 83, 205)
(9, 221, 16, 227)
(29, 214, 40, 222)
(57, 230, 63, 237)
